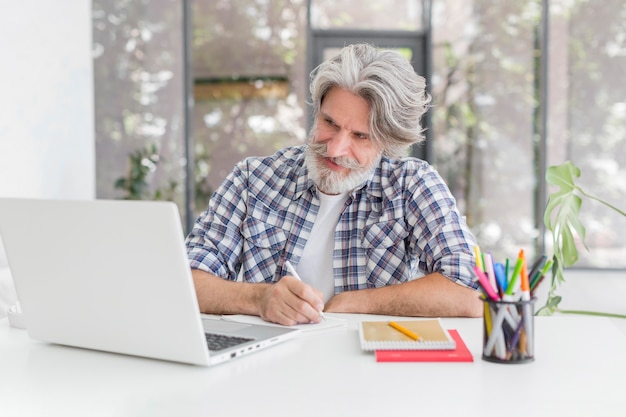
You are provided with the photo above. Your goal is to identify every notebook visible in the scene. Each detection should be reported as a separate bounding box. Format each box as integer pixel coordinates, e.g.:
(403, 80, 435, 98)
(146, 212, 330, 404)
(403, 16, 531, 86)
(375, 330, 473, 362)
(359, 318, 456, 351)
(221, 313, 347, 333)
(0, 198, 300, 367)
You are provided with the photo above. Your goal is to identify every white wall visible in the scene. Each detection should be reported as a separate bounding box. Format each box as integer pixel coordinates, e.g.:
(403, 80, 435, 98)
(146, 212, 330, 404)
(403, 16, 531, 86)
(0, 1, 94, 316)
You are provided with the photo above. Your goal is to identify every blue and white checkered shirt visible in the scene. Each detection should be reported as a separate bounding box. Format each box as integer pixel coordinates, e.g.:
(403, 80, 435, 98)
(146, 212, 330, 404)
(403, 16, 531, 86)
(186, 146, 478, 293)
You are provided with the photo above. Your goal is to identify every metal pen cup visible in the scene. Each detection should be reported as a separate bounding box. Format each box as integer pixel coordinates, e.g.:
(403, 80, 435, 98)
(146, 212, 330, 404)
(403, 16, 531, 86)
(481, 297, 535, 364)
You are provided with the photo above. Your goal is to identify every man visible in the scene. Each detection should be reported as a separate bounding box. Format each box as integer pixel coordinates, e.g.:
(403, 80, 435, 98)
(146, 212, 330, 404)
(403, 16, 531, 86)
(186, 43, 482, 326)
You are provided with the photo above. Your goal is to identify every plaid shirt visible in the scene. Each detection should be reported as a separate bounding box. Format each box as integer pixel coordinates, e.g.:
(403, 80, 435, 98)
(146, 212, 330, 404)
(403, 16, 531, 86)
(186, 146, 478, 292)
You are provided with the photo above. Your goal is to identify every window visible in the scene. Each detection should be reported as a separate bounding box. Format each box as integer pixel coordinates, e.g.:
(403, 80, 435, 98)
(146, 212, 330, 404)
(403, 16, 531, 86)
(92, 0, 626, 269)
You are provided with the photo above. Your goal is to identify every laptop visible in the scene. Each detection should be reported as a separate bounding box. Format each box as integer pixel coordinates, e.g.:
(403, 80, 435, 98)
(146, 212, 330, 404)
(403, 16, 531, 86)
(0, 198, 300, 366)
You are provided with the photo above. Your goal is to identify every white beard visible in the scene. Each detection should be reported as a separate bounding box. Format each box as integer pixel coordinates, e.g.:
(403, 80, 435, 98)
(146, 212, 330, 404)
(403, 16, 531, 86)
(304, 144, 379, 195)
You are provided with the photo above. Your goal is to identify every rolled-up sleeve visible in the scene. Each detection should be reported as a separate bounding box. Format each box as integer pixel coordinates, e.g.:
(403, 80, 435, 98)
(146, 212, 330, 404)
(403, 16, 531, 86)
(406, 165, 478, 289)
(185, 162, 249, 281)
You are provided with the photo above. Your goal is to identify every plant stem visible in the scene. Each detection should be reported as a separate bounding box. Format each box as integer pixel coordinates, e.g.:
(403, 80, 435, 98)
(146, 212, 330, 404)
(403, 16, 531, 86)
(578, 188, 626, 217)
(557, 309, 626, 319)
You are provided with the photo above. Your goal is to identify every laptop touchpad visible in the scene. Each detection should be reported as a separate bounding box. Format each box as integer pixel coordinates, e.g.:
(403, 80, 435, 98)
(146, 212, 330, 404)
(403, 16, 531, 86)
(202, 319, 252, 333)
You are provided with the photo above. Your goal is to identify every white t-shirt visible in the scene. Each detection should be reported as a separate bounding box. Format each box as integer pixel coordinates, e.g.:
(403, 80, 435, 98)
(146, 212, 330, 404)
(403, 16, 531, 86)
(296, 191, 349, 302)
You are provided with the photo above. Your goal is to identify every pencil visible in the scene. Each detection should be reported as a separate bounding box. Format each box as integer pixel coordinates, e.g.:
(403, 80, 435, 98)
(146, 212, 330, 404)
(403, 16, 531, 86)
(284, 260, 325, 320)
(388, 321, 421, 341)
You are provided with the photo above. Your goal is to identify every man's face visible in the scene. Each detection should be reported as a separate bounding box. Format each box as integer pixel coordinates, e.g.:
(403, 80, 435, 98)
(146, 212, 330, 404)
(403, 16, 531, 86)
(306, 87, 382, 195)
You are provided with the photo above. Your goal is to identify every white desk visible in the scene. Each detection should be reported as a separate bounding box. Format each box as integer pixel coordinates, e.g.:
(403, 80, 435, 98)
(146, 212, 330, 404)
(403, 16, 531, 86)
(1, 314, 625, 417)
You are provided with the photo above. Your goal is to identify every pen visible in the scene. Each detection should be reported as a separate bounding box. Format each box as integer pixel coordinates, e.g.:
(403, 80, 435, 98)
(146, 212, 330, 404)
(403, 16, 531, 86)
(528, 255, 547, 286)
(388, 321, 420, 341)
(539, 258, 554, 276)
(474, 245, 484, 272)
(519, 254, 534, 356)
(505, 251, 524, 297)
(531, 258, 553, 291)
(472, 266, 500, 301)
(493, 262, 508, 296)
(501, 251, 524, 325)
(483, 303, 508, 360)
(505, 258, 510, 284)
(507, 316, 525, 355)
(483, 253, 498, 297)
(284, 260, 325, 320)
(530, 274, 546, 297)
(519, 255, 531, 300)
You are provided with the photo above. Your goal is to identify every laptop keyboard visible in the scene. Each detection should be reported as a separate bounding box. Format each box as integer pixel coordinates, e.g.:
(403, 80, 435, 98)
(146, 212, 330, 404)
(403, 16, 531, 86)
(205, 333, 254, 351)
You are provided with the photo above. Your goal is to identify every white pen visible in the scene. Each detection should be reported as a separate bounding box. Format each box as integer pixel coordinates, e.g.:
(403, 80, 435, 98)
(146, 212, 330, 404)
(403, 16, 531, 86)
(284, 260, 326, 320)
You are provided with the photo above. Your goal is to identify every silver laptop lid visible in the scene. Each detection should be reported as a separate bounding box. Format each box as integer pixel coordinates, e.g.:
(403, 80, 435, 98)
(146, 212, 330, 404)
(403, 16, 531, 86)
(0, 198, 211, 366)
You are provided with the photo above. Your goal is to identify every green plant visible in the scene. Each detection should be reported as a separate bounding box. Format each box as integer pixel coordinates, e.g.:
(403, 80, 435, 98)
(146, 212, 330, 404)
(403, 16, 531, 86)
(539, 160, 626, 317)
(114, 144, 178, 201)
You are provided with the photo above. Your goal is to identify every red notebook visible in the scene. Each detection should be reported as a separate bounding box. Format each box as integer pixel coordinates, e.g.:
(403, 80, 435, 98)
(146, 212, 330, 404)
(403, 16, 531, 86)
(375, 330, 473, 362)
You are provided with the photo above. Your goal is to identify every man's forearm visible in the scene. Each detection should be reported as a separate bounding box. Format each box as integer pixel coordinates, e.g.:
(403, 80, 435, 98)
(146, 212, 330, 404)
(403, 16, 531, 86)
(324, 272, 483, 318)
(191, 269, 269, 316)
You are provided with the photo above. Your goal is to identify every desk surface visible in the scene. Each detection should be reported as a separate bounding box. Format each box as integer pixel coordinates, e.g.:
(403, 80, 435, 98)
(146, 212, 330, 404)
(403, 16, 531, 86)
(1, 314, 625, 417)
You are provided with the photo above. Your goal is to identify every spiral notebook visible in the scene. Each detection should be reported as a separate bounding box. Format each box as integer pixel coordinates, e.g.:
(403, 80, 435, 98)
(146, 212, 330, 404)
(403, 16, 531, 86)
(375, 330, 473, 362)
(359, 319, 456, 351)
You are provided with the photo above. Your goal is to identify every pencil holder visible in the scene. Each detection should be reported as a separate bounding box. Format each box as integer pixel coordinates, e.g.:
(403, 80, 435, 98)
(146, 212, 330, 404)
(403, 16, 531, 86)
(481, 297, 535, 364)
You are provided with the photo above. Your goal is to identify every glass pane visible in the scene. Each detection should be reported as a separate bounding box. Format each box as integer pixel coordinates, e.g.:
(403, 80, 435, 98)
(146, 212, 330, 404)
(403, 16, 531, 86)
(191, 0, 308, 216)
(93, 1, 186, 223)
(551, 0, 626, 268)
(431, 0, 538, 261)
(193, 1, 303, 79)
(311, 0, 425, 31)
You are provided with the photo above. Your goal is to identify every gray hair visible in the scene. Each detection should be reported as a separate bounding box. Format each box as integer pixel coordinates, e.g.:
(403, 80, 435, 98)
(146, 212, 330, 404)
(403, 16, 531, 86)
(309, 43, 431, 159)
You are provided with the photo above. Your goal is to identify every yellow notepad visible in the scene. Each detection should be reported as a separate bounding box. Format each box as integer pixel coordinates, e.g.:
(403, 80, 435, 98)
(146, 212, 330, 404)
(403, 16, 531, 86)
(359, 319, 456, 351)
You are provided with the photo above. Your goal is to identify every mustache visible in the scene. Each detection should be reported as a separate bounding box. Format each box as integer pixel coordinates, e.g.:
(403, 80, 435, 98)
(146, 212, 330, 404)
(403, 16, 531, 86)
(308, 143, 363, 169)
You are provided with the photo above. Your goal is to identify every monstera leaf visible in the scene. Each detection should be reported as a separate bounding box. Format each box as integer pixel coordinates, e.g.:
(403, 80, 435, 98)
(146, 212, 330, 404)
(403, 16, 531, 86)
(538, 161, 626, 316)
(544, 162, 587, 272)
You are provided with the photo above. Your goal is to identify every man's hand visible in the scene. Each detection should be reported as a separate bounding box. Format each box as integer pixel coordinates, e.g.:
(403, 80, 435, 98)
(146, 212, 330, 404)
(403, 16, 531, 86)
(191, 269, 326, 327)
(258, 275, 325, 326)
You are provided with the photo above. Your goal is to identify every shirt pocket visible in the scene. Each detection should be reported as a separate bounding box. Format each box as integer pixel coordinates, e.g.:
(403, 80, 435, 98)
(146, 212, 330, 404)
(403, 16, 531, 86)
(362, 219, 409, 286)
(362, 219, 409, 249)
(240, 215, 288, 282)
(241, 215, 287, 249)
